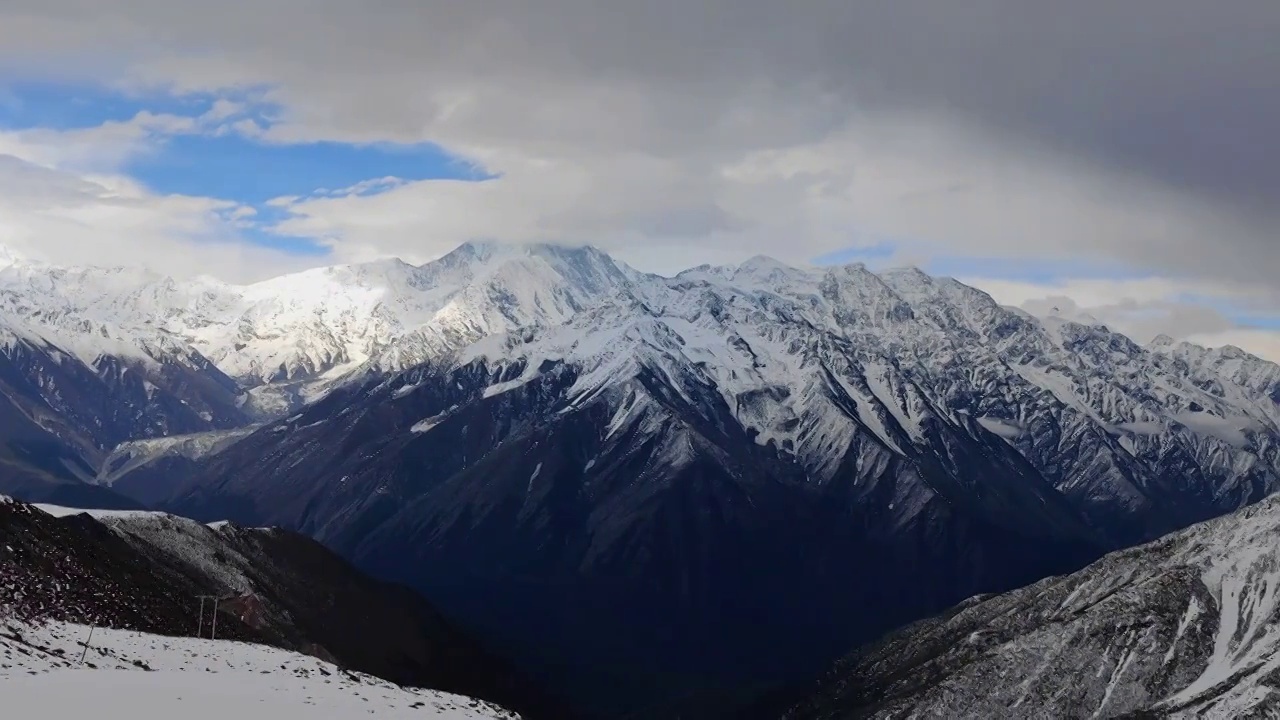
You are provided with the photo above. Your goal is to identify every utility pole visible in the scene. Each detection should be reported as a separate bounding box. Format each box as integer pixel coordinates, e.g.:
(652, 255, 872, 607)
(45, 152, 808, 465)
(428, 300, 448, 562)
(196, 595, 221, 639)
(78, 622, 96, 664)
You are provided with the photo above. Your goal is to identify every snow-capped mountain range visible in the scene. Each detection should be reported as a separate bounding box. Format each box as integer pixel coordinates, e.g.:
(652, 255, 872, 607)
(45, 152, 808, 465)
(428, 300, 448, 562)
(3, 239, 1280, 716)
(0, 241, 643, 417)
(4, 239, 1277, 532)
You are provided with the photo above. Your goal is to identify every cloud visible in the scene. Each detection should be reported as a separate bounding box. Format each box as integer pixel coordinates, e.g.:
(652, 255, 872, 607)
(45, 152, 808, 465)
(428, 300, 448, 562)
(1186, 329, 1280, 364)
(958, 274, 1280, 362)
(0, 144, 318, 281)
(0, 111, 187, 170)
(0, 4, 1273, 276)
(0, 1, 1274, 350)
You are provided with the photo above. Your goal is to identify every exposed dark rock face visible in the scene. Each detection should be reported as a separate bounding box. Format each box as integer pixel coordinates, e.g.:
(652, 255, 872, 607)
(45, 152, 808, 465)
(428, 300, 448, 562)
(0, 326, 250, 459)
(0, 322, 252, 503)
(0, 370, 140, 508)
(165, 358, 1106, 717)
(785, 495, 1280, 718)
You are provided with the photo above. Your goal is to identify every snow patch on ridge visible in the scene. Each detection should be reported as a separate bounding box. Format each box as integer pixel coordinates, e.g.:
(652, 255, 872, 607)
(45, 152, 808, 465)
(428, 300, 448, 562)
(33, 504, 168, 521)
(977, 416, 1025, 440)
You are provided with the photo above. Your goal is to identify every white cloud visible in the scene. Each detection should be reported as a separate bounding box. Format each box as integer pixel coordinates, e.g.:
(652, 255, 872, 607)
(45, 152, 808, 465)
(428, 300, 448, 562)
(0, 162, 307, 280)
(0, 0, 1273, 359)
(0, 116, 316, 281)
(1186, 329, 1280, 364)
(957, 274, 1280, 362)
(261, 111, 1280, 294)
(0, 2, 1273, 288)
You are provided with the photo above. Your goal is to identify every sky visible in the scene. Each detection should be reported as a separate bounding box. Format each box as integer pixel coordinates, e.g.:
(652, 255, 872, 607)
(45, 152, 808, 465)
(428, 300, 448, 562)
(0, 2, 1276, 360)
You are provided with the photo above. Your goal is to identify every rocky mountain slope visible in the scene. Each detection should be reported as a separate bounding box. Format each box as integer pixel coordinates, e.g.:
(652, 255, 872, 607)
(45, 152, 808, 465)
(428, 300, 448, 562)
(0, 307, 251, 503)
(785, 491, 1280, 718)
(3, 241, 1279, 716)
(4, 240, 1276, 534)
(0, 497, 566, 719)
(125, 246, 1275, 715)
(0, 341, 141, 508)
(0, 242, 646, 498)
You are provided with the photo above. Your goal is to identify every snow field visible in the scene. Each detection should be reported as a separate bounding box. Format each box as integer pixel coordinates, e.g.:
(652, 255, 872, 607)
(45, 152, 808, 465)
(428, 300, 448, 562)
(0, 618, 518, 719)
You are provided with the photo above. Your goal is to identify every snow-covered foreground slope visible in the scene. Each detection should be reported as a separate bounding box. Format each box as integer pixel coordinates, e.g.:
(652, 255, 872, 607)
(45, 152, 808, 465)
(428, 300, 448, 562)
(786, 492, 1280, 719)
(0, 497, 565, 719)
(0, 619, 517, 719)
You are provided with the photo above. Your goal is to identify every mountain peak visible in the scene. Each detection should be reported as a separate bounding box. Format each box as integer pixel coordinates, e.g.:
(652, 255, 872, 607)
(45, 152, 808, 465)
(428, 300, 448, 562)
(6, 238, 1280, 719)
(1211, 343, 1251, 360)
(449, 239, 504, 262)
(739, 254, 794, 271)
(446, 240, 611, 262)
(880, 265, 932, 281)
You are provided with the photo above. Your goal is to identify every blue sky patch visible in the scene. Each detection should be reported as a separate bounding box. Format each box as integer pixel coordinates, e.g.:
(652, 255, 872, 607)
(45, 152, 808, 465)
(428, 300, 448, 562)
(221, 203, 333, 257)
(813, 242, 898, 266)
(0, 81, 211, 129)
(920, 256, 1153, 283)
(1174, 292, 1280, 330)
(124, 133, 483, 205)
(0, 81, 489, 256)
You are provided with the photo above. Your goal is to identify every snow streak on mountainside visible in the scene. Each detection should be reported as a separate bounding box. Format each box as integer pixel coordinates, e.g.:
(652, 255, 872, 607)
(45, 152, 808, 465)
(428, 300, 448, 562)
(90, 427, 260, 506)
(786, 492, 1280, 719)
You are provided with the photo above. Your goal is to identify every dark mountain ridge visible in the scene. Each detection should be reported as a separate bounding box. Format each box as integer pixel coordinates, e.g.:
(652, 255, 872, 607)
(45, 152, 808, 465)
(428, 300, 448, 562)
(165, 354, 1106, 716)
(785, 492, 1280, 718)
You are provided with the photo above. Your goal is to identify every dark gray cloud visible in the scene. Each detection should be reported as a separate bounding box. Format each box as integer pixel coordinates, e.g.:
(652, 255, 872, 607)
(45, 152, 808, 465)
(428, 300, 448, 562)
(5, 2, 1278, 180)
(363, 1, 1280, 213)
(0, 1, 1276, 289)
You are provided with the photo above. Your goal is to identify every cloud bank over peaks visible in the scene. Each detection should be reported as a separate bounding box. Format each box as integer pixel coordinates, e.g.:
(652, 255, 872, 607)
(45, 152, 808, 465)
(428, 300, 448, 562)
(0, 1, 1275, 353)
